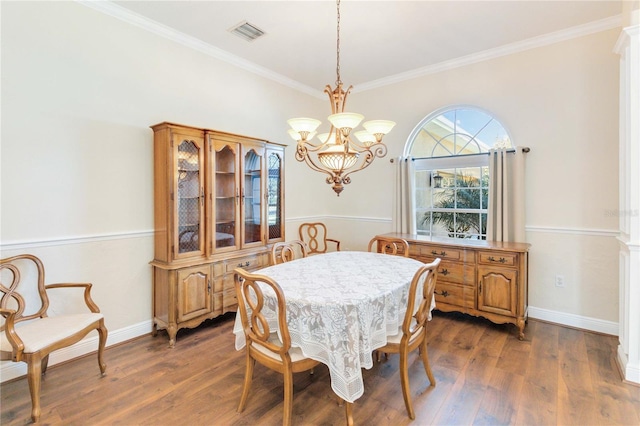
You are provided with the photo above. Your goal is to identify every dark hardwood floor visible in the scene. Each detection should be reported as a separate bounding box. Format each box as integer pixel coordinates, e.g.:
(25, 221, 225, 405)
(2, 311, 639, 425)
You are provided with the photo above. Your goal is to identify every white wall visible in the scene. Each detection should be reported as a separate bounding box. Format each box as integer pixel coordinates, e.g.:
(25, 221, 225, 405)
(0, 1, 622, 380)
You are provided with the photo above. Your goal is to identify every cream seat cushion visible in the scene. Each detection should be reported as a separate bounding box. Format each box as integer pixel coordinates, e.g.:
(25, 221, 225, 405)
(251, 334, 309, 363)
(0, 313, 104, 353)
(385, 319, 422, 345)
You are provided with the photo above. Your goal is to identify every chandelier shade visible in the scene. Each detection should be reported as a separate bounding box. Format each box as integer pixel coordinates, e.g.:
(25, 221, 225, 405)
(362, 120, 396, 137)
(287, 0, 395, 196)
(327, 112, 364, 131)
(353, 130, 377, 146)
(287, 118, 322, 134)
(318, 145, 359, 170)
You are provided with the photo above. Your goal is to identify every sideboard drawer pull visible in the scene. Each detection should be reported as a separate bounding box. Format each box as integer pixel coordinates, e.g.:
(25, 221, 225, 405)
(440, 268, 449, 276)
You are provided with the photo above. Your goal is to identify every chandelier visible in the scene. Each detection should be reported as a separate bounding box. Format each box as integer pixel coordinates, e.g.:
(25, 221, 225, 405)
(287, 0, 395, 196)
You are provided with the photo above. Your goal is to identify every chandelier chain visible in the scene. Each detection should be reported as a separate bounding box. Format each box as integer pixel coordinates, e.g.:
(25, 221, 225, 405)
(335, 0, 341, 86)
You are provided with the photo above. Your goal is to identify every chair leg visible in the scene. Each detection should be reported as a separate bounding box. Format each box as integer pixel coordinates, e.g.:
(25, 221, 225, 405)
(399, 349, 415, 420)
(283, 369, 293, 426)
(97, 323, 108, 375)
(420, 339, 435, 386)
(27, 356, 43, 422)
(238, 353, 254, 413)
(41, 354, 50, 375)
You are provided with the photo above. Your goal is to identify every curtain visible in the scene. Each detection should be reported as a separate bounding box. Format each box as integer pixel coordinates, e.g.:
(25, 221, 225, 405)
(486, 147, 526, 242)
(393, 156, 415, 234)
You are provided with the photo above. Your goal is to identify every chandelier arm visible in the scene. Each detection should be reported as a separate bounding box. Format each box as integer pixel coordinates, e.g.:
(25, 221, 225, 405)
(301, 127, 338, 152)
(345, 137, 379, 152)
(342, 151, 375, 181)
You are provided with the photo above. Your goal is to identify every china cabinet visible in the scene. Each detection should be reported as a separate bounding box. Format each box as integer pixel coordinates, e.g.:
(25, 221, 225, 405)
(151, 122, 285, 346)
(379, 233, 530, 339)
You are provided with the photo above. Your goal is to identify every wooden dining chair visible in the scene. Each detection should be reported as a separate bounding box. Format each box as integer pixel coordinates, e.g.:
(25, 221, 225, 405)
(298, 222, 341, 255)
(0, 254, 108, 422)
(234, 268, 320, 426)
(376, 258, 441, 419)
(367, 236, 410, 257)
(270, 240, 308, 265)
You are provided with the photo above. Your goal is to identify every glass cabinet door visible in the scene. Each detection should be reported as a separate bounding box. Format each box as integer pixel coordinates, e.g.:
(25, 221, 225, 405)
(175, 136, 205, 258)
(213, 141, 240, 251)
(266, 148, 284, 243)
(242, 145, 264, 246)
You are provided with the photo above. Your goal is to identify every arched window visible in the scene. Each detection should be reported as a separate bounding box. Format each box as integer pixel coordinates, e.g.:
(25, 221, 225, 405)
(406, 106, 512, 240)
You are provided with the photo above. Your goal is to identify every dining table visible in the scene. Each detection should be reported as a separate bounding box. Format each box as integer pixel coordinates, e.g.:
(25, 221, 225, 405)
(233, 250, 433, 404)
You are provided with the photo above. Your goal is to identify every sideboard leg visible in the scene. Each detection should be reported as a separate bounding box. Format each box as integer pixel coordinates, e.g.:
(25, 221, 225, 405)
(516, 318, 526, 340)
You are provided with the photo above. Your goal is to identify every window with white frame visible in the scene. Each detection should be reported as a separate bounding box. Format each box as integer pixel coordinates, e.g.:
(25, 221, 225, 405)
(406, 106, 511, 240)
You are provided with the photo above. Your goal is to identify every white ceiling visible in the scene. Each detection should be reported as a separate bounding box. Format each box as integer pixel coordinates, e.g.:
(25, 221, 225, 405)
(108, 1, 622, 94)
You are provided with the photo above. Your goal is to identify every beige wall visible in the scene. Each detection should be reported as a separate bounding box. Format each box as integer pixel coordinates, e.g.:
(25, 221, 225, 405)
(0, 1, 622, 378)
(0, 1, 323, 348)
(340, 28, 621, 326)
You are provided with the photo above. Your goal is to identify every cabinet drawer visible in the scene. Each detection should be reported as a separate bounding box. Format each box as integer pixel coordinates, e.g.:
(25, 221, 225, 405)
(478, 251, 518, 267)
(434, 282, 475, 309)
(412, 244, 462, 260)
(410, 244, 474, 262)
(437, 261, 475, 286)
(225, 254, 266, 273)
(223, 288, 238, 309)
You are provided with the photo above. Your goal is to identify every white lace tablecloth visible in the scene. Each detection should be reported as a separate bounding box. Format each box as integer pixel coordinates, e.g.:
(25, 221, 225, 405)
(233, 251, 430, 403)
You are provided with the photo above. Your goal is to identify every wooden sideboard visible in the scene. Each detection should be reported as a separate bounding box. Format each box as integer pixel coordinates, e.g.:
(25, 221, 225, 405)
(380, 233, 530, 339)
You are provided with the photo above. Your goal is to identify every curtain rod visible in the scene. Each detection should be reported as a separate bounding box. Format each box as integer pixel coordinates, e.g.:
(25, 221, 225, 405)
(390, 147, 530, 163)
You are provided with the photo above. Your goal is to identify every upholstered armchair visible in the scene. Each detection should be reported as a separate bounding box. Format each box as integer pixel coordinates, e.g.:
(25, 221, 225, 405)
(0, 254, 108, 422)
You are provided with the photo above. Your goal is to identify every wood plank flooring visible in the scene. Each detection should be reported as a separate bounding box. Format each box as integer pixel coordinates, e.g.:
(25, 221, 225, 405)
(2, 311, 639, 425)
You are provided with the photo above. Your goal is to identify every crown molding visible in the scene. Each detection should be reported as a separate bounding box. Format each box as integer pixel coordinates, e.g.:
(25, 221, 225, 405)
(76, 0, 325, 99)
(73, 2, 622, 96)
(356, 14, 623, 92)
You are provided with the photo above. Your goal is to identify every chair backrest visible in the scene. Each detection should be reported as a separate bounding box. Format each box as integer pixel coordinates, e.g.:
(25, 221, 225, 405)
(0, 254, 49, 331)
(402, 258, 441, 342)
(298, 222, 331, 255)
(270, 240, 308, 265)
(234, 268, 291, 359)
(368, 236, 410, 257)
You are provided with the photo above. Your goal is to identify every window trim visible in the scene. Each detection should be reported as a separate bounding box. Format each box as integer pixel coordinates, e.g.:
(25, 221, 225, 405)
(407, 105, 513, 240)
(404, 104, 513, 158)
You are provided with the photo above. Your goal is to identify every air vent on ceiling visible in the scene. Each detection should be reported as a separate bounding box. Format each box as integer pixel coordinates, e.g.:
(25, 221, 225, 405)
(229, 21, 265, 42)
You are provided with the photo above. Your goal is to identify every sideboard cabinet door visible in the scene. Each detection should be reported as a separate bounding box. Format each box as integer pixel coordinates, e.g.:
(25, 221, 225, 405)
(477, 266, 518, 317)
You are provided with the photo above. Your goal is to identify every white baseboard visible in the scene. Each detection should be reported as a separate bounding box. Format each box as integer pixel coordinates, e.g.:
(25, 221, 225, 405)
(0, 320, 153, 383)
(617, 345, 640, 384)
(528, 306, 618, 336)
